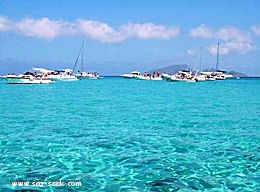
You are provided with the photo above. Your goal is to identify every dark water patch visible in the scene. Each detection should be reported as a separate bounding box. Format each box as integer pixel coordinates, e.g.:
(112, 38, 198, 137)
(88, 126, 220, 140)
(174, 147, 189, 153)
(187, 180, 201, 190)
(147, 177, 186, 191)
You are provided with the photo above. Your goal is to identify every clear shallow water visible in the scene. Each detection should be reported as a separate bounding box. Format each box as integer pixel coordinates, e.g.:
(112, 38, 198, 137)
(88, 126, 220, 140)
(0, 77, 259, 191)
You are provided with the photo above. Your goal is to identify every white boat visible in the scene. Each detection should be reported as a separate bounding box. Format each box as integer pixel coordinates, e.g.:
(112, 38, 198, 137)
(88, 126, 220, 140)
(215, 76, 225, 80)
(120, 71, 141, 78)
(171, 76, 196, 82)
(201, 72, 216, 81)
(217, 70, 234, 79)
(223, 73, 234, 79)
(75, 72, 100, 79)
(214, 43, 233, 80)
(170, 71, 196, 82)
(161, 73, 175, 81)
(34, 68, 78, 81)
(73, 40, 100, 79)
(6, 73, 54, 84)
(194, 74, 206, 82)
(213, 72, 226, 80)
(136, 75, 163, 81)
(193, 47, 206, 82)
(136, 71, 162, 81)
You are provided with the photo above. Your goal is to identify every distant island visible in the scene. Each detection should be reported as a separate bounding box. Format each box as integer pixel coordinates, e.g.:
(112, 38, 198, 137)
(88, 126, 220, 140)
(148, 64, 247, 77)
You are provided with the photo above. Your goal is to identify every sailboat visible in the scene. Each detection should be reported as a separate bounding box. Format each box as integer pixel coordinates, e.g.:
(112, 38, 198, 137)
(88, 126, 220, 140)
(214, 42, 236, 80)
(193, 46, 206, 82)
(214, 42, 224, 80)
(196, 46, 216, 81)
(73, 40, 100, 79)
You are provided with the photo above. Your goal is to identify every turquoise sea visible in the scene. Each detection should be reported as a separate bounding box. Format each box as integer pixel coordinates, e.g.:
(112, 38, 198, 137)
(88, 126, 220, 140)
(0, 77, 259, 191)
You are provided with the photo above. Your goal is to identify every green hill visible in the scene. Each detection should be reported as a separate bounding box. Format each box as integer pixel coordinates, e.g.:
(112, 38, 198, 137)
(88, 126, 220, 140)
(148, 64, 247, 77)
(148, 64, 192, 75)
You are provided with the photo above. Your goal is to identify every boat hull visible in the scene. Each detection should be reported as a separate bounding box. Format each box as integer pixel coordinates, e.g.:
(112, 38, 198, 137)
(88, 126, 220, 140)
(136, 76, 162, 81)
(6, 77, 54, 84)
(120, 74, 135, 78)
(194, 76, 206, 82)
(120, 71, 141, 78)
(48, 75, 78, 81)
(161, 74, 174, 81)
(170, 77, 196, 82)
(215, 76, 225, 80)
(76, 73, 100, 79)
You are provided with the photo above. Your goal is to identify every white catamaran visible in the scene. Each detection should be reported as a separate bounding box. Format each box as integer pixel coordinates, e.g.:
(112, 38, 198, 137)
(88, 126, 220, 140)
(213, 42, 234, 80)
(32, 68, 78, 81)
(73, 40, 100, 79)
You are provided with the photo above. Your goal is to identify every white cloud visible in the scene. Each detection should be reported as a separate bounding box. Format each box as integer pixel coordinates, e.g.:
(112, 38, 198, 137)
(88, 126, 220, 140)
(189, 24, 256, 55)
(189, 24, 213, 39)
(0, 16, 180, 42)
(209, 44, 228, 55)
(209, 42, 255, 55)
(190, 25, 252, 43)
(212, 27, 254, 55)
(217, 26, 251, 43)
(0, 16, 73, 40)
(1, 17, 257, 55)
(251, 25, 260, 36)
(76, 19, 125, 43)
(121, 23, 180, 40)
(0, 16, 11, 32)
(14, 17, 67, 40)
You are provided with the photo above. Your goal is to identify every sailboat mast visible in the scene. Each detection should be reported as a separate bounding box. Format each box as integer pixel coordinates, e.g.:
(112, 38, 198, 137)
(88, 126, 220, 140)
(81, 40, 85, 72)
(216, 42, 220, 71)
(72, 40, 85, 73)
(200, 46, 203, 72)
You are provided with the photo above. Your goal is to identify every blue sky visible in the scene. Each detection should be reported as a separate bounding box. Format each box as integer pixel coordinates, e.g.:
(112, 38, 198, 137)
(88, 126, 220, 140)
(0, 0, 260, 76)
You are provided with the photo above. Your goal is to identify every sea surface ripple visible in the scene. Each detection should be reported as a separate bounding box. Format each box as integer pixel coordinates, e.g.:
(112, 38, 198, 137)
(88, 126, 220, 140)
(0, 77, 259, 191)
